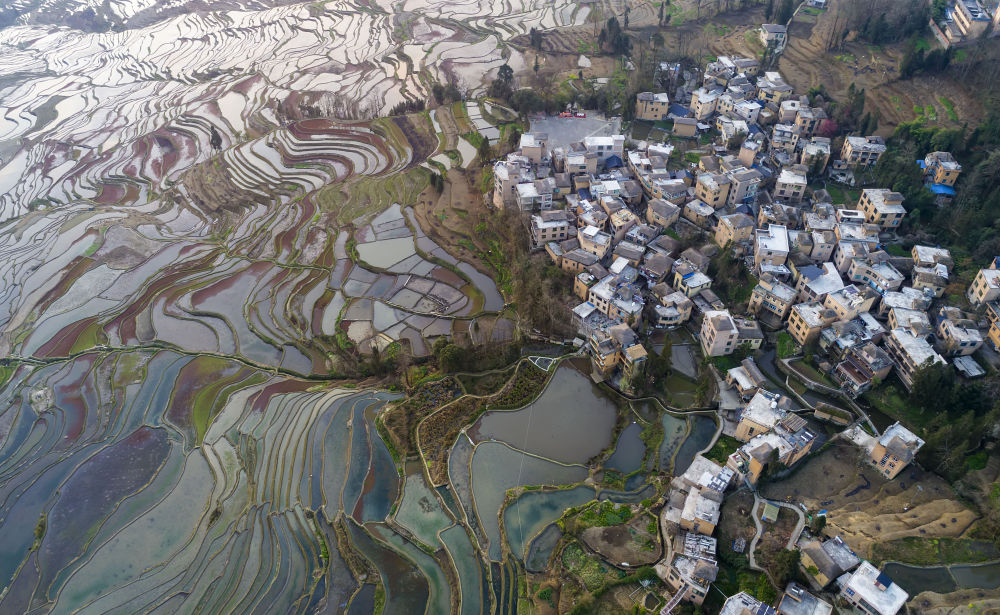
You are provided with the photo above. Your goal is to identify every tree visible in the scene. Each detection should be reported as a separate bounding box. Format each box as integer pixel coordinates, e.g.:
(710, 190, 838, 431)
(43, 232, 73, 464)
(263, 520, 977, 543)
(660, 336, 673, 375)
(909, 359, 954, 412)
(489, 64, 514, 100)
(775, 0, 794, 23)
(765, 0, 774, 21)
(809, 514, 826, 535)
(476, 137, 492, 163)
(771, 549, 801, 587)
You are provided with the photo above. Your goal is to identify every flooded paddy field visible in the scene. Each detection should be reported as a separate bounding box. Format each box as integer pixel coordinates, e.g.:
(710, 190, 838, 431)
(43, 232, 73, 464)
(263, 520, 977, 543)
(0, 0, 704, 611)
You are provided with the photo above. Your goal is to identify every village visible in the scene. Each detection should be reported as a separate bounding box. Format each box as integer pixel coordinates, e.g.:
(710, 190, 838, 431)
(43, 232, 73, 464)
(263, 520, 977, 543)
(485, 18, 1000, 614)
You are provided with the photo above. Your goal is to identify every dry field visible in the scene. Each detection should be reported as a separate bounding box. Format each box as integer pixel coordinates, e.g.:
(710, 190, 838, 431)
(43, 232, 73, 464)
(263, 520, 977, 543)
(761, 444, 977, 558)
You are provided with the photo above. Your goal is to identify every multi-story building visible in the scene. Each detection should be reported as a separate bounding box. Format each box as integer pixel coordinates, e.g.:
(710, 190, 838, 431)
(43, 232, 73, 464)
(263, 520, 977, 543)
(832, 241, 870, 274)
(646, 198, 681, 228)
(840, 135, 886, 168)
(661, 534, 719, 607)
(515, 179, 554, 210)
(518, 132, 548, 164)
(952, 0, 991, 40)
(721, 592, 777, 615)
(683, 200, 715, 228)
(921, 151, 962, 186)
(839, 561, 908, 615)
(848, 252, 905, 293)
(635, 92, 670, 121)
(794, 106, 827, 136)
(795, 262, 844, 303)
(759, 24, 787, 50)
(834, 342, 894, 396)
(911, 245, 953, 269)
(726, 167, 762, 206)
(583, 135, 624, 167)
(608, 208, 638, 243)
(859, 189, 905, 229)
(788, 302, 838, 345)
(777, 583, 833, 615)
(966, 261, 1000, 306)
(733, 389, 791, 441)
(726, 358, 768, 399)
(799, 535, 861, 589)
(869, 422, 925, 480)
(695, 173, 732, 208)
(884, 326, 946, 389)
(755, 224, 790, 269)
(936, 316, 983, 356)
(749, 274, 798, 321)
(715, 213, 755, 247)
(801, 137, 831, 172)
(492, 159, 533, 208)
(530, 210, 572, 247)
(910, 259, 949, 297)
(728, 414, 817, 484)
(771, 123, 801, 153)
(651, 286, 694, 327)
(757, 71, 794, 105)
(775, 166, 808, 203)
(691, 86, 722, 120)
(577, 225, 613, 260)
(824, 285, 876, 321)
(674, 262, 713, 297)
(701, 309, 739, 357)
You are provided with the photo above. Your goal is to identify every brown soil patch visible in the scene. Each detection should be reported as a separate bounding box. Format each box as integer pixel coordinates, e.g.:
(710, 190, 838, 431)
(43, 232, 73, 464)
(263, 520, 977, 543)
(755, 507, 798, 575)
(580, 513, 662, 566)
(718, 489, 757, 550)
(761, 445, 977, 558)
(909, 587, 1000, 615)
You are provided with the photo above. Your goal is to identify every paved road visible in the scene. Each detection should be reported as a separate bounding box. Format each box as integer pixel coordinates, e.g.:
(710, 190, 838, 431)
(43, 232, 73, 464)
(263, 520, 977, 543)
(748, 491, 807, 573)
(527, 113, 622, 150)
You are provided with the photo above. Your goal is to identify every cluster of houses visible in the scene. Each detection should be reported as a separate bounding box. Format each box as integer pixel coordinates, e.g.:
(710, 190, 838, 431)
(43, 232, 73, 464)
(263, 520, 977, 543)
(493, 49, 990, 399)
(651, 399, 921, 615)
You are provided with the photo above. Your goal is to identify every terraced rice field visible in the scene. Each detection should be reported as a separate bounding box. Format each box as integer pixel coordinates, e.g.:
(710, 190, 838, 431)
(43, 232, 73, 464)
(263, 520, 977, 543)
(0, 0, 590, 611)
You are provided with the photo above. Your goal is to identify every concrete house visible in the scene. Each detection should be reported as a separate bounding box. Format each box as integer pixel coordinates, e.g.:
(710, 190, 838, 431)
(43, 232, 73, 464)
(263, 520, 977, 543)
(840, 135, 886, 168)
(777, 582, 833, 615)
(749, 274, 798, 321)
(967, 261, 1000, 306)
(721, 592, 777, 615)
(839, 561, 908, 615)
(788, 302, 838, 345)
(755, 224, 790, 270)
(715, 213, 755, 246)
(775, 166, 808, 203)
(869, 422, 924, 480)
(760, 24, 787, 50)
(883, 326, 946, 389)
(834, 342, 893, 396)
(859, 189, 905, 229)
(646, 198, 681, 228)
(799, 535, 860, 588)
(635, 91, 670, 121)
(701, 309, 739, 357)
(922, 151, 962, 186)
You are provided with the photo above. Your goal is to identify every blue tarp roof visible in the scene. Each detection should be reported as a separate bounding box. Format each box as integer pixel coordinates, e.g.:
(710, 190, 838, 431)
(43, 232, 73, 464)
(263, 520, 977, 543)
(669, 103, 691, 117)
(917, 160, 927, 169)
(578, 188, 593, 201)
(605, 154, 624, 169)
(927, 183, 956, 195)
